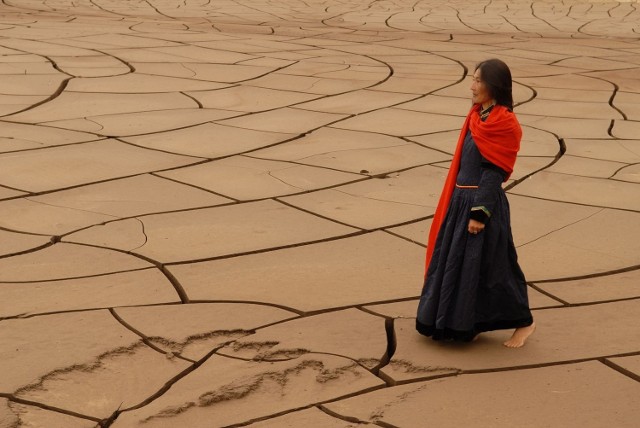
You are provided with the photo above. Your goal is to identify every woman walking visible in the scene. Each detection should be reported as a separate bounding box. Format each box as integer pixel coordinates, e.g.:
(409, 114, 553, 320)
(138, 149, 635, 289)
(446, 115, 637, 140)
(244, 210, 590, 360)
(416, 59, 535, 348)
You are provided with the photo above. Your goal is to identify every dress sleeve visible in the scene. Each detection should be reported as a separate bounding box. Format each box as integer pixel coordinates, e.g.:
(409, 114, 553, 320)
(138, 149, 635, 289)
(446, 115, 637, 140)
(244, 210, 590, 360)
(470, 158, 507, 223)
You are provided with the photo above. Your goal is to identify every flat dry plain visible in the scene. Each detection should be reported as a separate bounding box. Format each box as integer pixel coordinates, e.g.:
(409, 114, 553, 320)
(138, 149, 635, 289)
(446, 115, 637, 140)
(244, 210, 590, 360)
(1, 0, 639, 427)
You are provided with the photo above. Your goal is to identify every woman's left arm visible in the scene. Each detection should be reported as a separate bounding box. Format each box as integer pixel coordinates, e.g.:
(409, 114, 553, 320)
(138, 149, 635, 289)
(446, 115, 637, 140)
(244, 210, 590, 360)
(468, 159, 507, 233)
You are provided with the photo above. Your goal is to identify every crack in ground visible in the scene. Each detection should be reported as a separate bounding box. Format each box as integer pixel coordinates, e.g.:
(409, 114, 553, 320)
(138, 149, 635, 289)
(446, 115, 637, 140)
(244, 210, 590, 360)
(91, 306, 397, 426)
(532, 263, 640, 285)
(319, 355, 640, 425)
(98, 340, 236, 426)
(516, 207, 605, 249)
(128, 218, 149, 252)
(0, 393, 101, 426)
(0, 266, 153, 285)
(22, 196, 122, 222)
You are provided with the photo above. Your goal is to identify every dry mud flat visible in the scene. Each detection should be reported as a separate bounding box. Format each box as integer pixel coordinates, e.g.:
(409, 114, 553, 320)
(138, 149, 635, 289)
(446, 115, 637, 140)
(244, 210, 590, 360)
(0, 1, 639, 427)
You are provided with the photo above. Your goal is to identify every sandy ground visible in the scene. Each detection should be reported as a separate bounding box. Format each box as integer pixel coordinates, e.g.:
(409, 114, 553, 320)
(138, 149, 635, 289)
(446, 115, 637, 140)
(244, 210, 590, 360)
(0, 0, 639, 427)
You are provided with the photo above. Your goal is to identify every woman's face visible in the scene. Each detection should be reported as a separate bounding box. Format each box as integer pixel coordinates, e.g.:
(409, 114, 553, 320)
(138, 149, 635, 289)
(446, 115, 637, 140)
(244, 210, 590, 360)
(471, 68, 493, 107)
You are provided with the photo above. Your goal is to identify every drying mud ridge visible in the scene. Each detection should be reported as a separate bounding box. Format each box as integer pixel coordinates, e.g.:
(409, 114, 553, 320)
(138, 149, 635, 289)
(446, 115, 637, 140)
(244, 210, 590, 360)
(0, 1, 639, 427)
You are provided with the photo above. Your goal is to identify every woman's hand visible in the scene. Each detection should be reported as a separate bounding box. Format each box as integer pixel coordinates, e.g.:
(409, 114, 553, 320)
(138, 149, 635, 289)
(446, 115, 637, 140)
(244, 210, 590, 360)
(468, 219, 485, 235)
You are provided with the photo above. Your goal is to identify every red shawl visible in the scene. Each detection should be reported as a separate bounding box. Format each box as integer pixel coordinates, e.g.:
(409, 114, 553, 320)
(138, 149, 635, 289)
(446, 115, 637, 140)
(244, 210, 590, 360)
(424, 104, 522, 276)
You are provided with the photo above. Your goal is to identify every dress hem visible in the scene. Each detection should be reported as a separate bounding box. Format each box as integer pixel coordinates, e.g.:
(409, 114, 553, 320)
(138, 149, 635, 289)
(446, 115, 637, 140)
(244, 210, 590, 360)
(416, 317, 534, 342)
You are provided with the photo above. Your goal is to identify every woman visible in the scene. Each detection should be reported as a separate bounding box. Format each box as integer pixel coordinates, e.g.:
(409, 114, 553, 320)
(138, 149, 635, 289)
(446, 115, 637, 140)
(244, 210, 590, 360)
(416, 59, 535, 348)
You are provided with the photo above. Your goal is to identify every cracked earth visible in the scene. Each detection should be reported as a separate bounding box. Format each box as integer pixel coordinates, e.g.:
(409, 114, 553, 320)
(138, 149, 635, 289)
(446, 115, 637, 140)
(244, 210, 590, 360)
(0, 0, 639, 427)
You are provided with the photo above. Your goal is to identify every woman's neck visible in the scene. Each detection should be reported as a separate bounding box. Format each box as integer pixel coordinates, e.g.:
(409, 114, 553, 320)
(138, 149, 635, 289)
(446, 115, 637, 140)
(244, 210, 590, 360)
(482, 100, 496, 110)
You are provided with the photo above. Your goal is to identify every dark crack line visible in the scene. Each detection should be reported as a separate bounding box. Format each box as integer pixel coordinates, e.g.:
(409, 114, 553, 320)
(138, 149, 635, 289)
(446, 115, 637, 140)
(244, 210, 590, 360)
(143, 0, 175, 20)
(600, 358, 640, 383)
(385, 0, 424, 32)
(149, 173, 240, 202)
(188, 299, 304, 317)
(0, 266, 154, 285)
(0, 393, 101, 424)
(527, 282, 570, 306)
(609, 161, 640, 181)
(219, 380, 389, 428)
(0, 308, 70, 322)
(387, 352, 640, 387)
(255, 146, 452, 178)
(513, 80, 538, 108)
(466, 350, 640, 377)
(580, 74, 627, 120)
(0, 41, 77, 116)
(53, 201, 238, 239)
(25, 238, 190, 304)
(116, 118, 302, 156)
(403, 133, 458, 156)
(165, 229, 368, 267)
(218, 305, 397, 380)
(0, 122, 108, 155)
(503, 136, 566, 192)
(0, 156, 212, 201)
(262, 141, 409, 166)
(516, 207, 605, 249)
(180, 91, 203, 108)
(0, 181, 31, 194)
(532, 295, 640, 310)
(332, 186, 429, 209)
(99, 342, 229, 427)
(497, 11, 524, 34)
(130, 252, 190, 303)
(610, 118, 640, 141)
(22, 196, 122, 221)
(318, 403, 374, 426)
(81, 41, 456, 167)
(88, 0, 131, 17)
(505, 192, 640, 215)
(38, 157, 450, 253)
(374, 419, 402, 428)
(607, 1, 623, 19)
(0, 301, 186, 322)
(128, 218, 149, 252)
(393, 50, 468, 106)
(0, 240, 55, 261)
(275, 197, 365, 229)
(382, 227, 428, 249)
(0, 77, 71, 118)
(49, 40, 136, 76)
(531, 262, 640, 285)
(450, 4, 490, 35)
(83, 117, 105, 132)
(299, 296, 420, 319)
(175, 63, 197, 79)
(372, 316, 397, 379)
(242, 152, 393, 177)
(135, 207, 434, 271)
(530, 1, 565, 33)
(108, 308, 193, 362)
(558, 152, 634, 168)
(266, 170, 304, 192)
(214, 349, 379, 377)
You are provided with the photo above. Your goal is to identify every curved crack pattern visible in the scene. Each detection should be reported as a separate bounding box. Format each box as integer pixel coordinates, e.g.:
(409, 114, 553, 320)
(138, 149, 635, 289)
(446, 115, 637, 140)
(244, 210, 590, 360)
(0, 1, 639, 427)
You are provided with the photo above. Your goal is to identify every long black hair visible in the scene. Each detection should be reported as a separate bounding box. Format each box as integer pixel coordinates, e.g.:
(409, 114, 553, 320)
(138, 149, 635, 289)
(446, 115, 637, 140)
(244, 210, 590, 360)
(475, 59, 514, 111)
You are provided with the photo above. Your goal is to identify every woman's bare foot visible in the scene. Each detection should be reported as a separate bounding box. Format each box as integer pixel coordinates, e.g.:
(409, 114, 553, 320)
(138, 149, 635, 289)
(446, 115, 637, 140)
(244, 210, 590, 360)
(503, 322, 536, 348)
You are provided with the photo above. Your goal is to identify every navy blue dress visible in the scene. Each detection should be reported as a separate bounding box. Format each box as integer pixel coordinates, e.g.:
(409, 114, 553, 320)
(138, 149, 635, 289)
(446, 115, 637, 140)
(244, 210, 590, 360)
(416, 128, 533, 342)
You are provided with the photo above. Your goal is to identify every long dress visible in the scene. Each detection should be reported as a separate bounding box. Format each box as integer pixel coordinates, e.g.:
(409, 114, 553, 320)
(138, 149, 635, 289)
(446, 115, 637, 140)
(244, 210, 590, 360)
(416, 128, 533, 342)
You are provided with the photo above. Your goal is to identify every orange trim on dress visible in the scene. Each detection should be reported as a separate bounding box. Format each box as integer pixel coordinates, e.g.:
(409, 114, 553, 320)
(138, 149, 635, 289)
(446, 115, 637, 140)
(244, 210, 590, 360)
(455, 184, 479, 189)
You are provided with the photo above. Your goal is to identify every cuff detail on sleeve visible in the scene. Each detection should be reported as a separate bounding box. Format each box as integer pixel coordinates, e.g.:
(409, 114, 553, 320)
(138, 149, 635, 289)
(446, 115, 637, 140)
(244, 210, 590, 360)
(470, 206, 491, 223)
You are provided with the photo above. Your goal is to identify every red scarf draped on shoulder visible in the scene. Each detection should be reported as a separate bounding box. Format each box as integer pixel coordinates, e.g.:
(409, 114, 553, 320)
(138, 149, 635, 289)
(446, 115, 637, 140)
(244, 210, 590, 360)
(424, 104, 522, 276)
